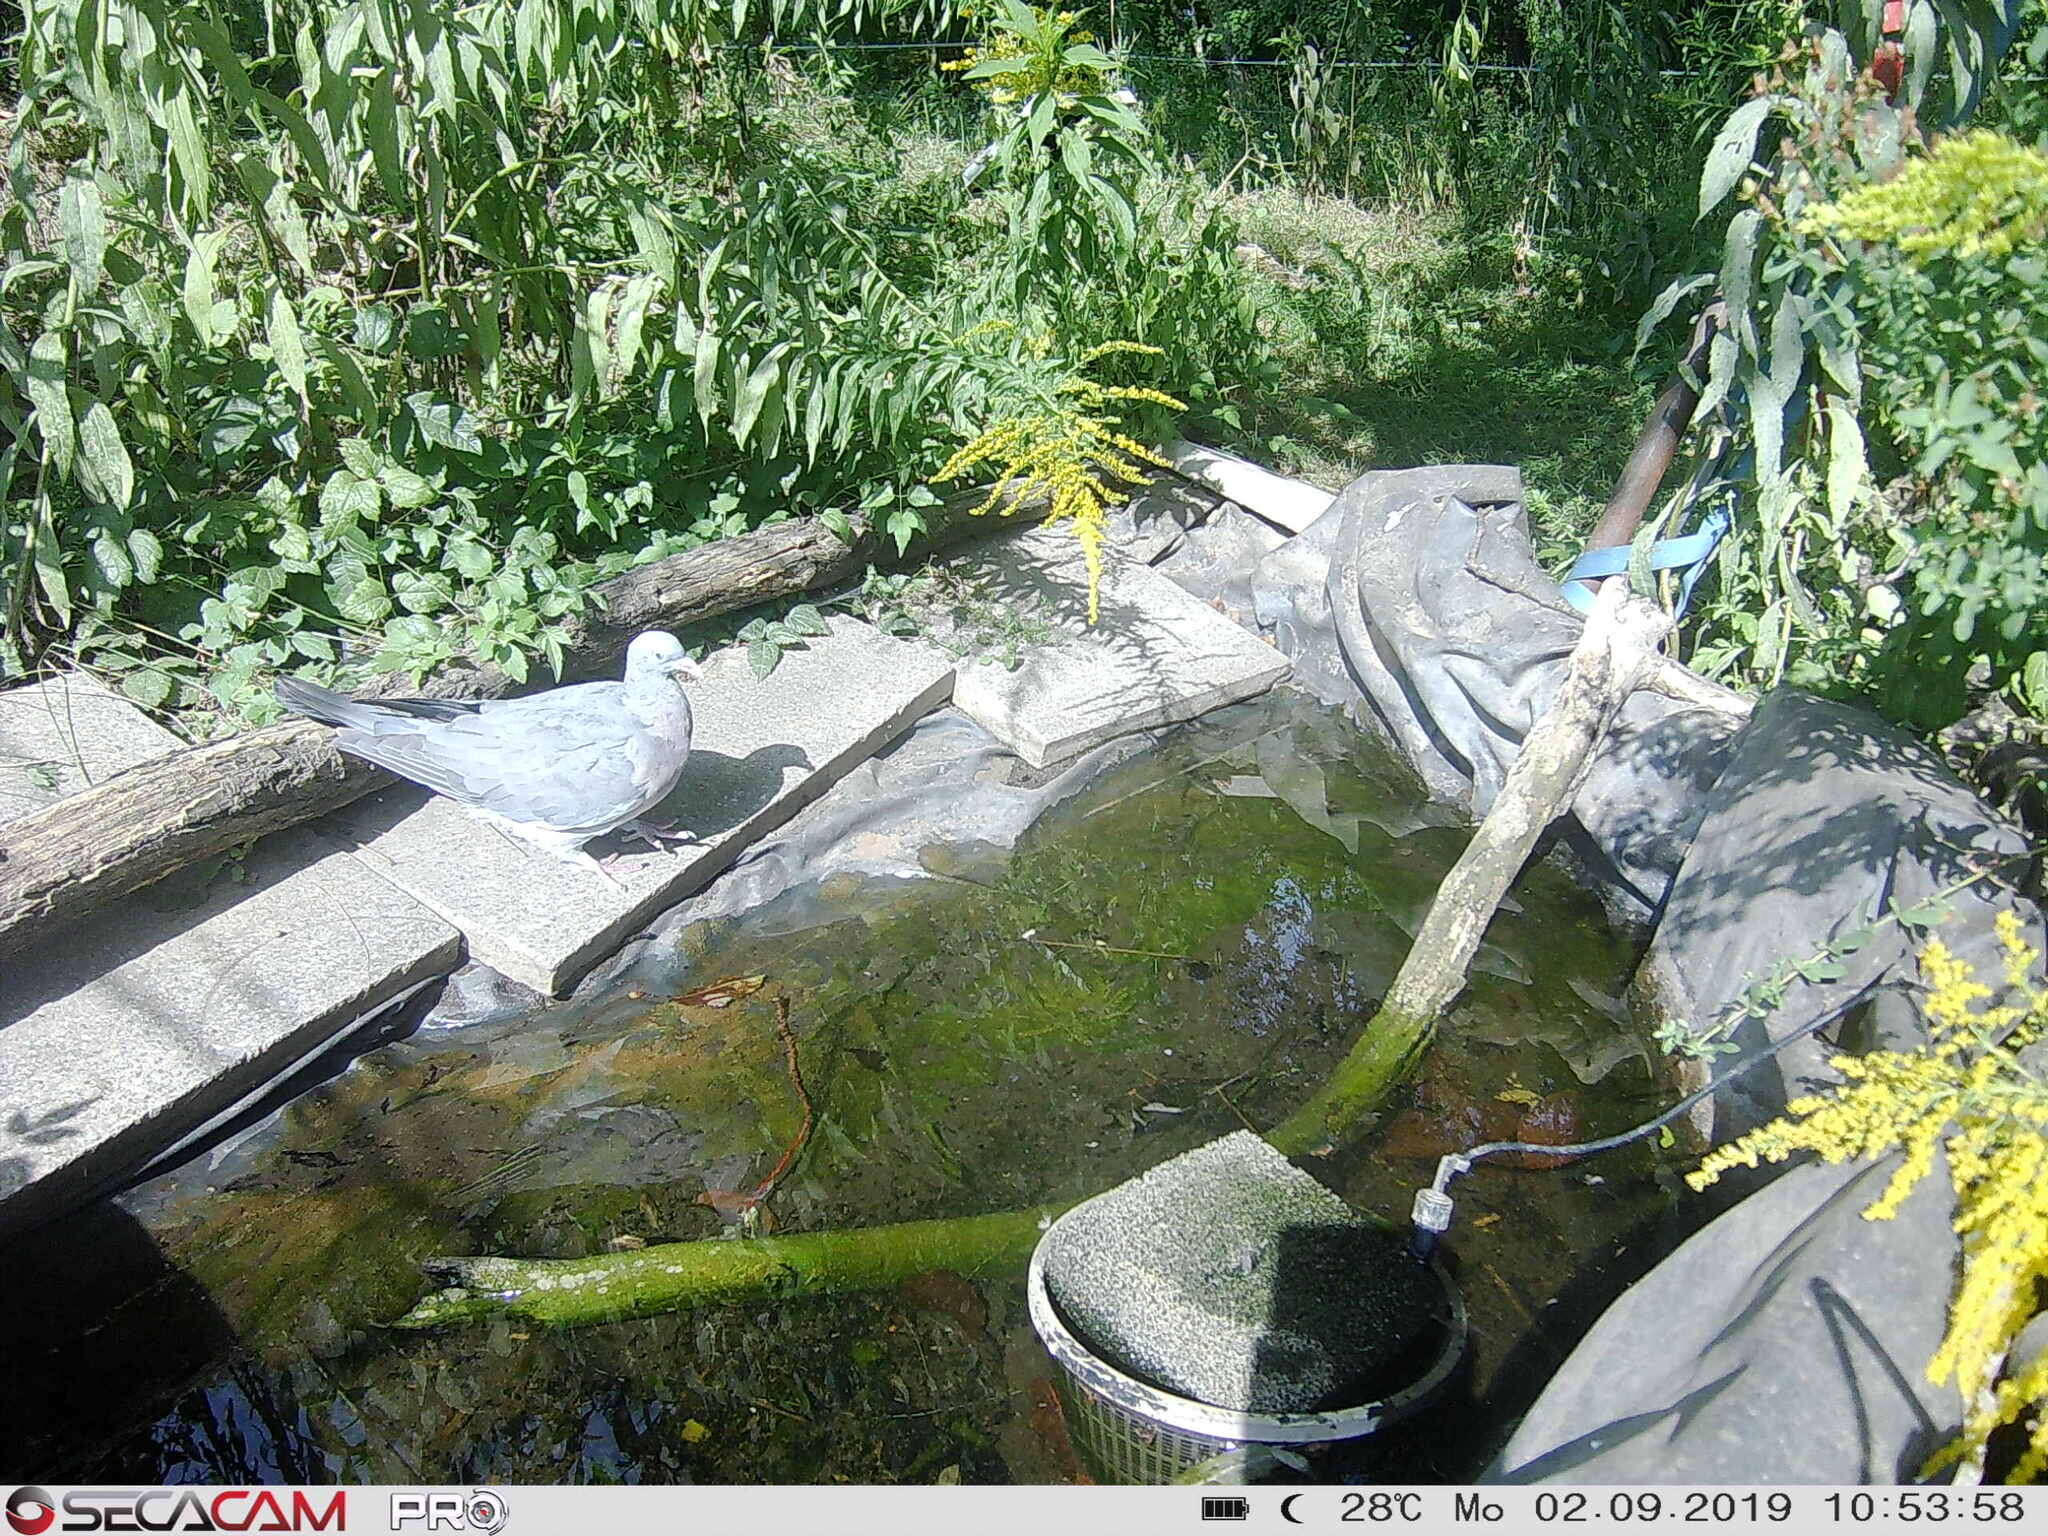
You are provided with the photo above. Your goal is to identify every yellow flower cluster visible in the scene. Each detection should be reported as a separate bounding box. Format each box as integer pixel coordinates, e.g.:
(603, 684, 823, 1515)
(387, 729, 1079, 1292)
(940, 7, 1105, 106)
(1689, 908, 2048, 1479)
(1800, 129, 2048, 262)
(933, 341, 1184, 624)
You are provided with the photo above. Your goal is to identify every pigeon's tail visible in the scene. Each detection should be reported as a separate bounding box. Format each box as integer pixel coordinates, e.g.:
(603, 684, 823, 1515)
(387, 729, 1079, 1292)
(276, 675, 385, 732)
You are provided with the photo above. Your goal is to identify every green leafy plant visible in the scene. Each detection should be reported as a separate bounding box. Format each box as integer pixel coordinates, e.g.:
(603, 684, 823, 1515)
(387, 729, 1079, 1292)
(1636, 2, 2036, 726)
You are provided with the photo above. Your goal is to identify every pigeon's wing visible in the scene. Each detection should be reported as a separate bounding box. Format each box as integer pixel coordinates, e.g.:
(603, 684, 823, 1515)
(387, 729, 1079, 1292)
(339, 684, 678, 834)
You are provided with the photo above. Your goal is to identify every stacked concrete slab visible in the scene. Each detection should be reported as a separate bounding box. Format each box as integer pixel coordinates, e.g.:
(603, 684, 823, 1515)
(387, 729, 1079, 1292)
(0, 675, 462, 1240)
(0, 491, 1320, 1237)
(946, 525, 1293, 768)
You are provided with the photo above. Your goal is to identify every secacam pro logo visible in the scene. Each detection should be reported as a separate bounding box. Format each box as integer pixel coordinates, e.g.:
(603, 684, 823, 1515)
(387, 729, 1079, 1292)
(7, 1488, 56, 1536)
(4, 1490, 344, 1532)
(388, 1492, 506, 1534)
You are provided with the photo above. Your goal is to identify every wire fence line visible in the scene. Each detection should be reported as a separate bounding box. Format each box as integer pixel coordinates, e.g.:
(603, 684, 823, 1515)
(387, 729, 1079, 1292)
(718, 38, 1721, 77)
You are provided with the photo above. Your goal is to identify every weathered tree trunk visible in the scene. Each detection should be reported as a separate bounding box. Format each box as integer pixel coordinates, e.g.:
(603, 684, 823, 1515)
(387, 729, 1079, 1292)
(0, 493, 1047, 960)
(390, 1204, 1069, 1330)
(1265, 581, 1673, 1158)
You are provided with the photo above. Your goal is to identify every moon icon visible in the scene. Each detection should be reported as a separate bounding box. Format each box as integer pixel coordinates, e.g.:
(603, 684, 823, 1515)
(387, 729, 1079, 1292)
(1281, 1493, 1305, 1524)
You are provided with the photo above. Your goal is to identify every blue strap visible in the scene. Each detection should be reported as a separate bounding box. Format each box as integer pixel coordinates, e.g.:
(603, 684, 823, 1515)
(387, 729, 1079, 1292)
(1559, 501, 1731, 618)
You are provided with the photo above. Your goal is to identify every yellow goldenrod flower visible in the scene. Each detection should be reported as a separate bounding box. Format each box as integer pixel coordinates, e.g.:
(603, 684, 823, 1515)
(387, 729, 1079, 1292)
(1689, 908, 2048, 1479)
(1800, 129, 2048, 261)
(931, 335, 1186, 624)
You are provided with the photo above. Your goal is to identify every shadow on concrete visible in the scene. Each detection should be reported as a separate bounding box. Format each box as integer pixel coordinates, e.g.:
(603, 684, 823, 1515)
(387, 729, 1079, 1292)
(627, 742, 817, 847)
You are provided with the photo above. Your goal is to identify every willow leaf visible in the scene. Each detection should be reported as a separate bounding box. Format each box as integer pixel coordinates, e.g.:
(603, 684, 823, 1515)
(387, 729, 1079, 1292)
(266, 288, 310, 408)
(1699, 97, 1777, 220)
(76, 401, 134, 510)
(58, 178, 108, 295)
(26, 332, 74, 479)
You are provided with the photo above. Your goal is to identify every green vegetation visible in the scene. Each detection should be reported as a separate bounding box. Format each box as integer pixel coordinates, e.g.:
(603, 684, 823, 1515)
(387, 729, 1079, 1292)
(1, 0, 2041, 761)
(1637, 6, 2044, 736)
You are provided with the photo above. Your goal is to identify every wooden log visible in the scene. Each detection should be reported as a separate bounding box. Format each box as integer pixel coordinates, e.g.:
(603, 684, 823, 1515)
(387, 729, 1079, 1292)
(1266, 581, 1673, 1158)
(0, 491, 1048, 961)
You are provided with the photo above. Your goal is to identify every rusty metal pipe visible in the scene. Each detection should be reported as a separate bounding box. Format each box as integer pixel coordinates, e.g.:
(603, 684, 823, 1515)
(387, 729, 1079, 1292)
(1580, 304, 1724, 589)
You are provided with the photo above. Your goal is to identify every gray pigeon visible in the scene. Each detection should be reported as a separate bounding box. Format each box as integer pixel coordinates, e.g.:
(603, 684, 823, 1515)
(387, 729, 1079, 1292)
(276, 631, 703, 887)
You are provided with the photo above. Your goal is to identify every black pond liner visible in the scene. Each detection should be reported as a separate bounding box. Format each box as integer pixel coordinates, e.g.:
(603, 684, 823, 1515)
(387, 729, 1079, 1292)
(1026, 1204, 1467, 1485)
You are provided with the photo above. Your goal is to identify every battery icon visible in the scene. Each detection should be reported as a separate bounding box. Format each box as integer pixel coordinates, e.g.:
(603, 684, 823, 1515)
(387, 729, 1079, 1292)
(1200, 1496, 1250, 1521)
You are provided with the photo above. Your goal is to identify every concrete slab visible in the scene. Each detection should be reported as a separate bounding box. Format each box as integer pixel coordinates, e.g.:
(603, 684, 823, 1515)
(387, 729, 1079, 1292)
(946, 525, 1292, 769)
(314, 615, 955, 995)
(0, 672, 185, 824)
(0, 829, 461, 1240)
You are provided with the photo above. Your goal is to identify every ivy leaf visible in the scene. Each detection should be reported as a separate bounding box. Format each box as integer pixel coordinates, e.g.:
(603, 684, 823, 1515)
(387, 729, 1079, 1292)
(406, 392, 483, 454)
(445, 537, 494, 581)
(319, 468, 383, 534)
(127, 527, 164, 584)
(355, 304, 399, 355)
(336, 575, 393, 624)
(379, 463, 437, 509)
(819, 507, 856, 545)
(885, 507, 920, 557)
(748, 639, 782, 679)
(338, 438, 381, 478)
(91, 530, 134, 588)
(784, 603, 830, 638)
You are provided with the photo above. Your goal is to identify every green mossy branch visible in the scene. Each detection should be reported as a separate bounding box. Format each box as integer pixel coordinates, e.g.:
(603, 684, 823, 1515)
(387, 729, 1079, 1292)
(391, 1204, 1071, 1331)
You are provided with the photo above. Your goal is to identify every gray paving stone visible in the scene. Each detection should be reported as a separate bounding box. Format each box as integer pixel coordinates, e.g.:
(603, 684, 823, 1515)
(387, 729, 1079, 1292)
(0, 828, 460, 1240)
(314, 615, 955, 995)
(0, 672, 185, 825)
(947, 526, 1292, 768)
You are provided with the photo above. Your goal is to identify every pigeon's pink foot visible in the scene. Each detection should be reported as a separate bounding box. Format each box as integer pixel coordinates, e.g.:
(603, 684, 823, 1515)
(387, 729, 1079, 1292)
(621, 818, 705, 854)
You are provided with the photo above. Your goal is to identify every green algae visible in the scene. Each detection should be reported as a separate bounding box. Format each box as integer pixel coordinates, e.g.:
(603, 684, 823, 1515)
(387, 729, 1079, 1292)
(17, 692, 1680, 1485)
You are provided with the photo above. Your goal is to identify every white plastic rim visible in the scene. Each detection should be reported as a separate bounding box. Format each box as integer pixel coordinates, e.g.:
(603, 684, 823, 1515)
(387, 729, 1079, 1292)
(1025, 1204, 1469, 1447)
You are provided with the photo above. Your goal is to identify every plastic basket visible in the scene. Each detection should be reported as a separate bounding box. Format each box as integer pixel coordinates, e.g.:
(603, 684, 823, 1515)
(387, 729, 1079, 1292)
(1025, 1210, 1467, 1485)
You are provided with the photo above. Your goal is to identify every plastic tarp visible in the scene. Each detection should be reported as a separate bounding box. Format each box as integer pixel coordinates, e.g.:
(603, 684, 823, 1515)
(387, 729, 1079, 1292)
(1171, 464, 2043, 1484)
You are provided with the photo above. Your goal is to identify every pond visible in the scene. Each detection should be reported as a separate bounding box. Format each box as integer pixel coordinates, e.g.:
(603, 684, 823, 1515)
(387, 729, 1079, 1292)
(2, 691, 1709, 1484)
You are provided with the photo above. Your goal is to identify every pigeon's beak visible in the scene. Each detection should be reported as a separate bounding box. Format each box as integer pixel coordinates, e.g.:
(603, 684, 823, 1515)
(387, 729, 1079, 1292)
(664, 656, 704, 684)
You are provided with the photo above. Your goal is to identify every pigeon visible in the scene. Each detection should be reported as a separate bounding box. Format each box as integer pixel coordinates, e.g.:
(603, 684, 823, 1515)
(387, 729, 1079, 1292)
(276, 631, 704, 887)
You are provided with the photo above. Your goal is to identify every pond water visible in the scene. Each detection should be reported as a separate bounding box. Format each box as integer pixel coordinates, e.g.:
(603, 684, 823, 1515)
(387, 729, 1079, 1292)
(3, 692, 1710, 1484)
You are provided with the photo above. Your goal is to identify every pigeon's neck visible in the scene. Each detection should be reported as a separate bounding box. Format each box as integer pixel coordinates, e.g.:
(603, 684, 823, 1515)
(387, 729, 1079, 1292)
(623, 672, 691, 732)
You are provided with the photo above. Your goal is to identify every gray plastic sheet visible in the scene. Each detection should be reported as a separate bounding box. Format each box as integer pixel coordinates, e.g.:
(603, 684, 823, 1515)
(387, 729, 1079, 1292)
(1165, 465, 2043, 1485)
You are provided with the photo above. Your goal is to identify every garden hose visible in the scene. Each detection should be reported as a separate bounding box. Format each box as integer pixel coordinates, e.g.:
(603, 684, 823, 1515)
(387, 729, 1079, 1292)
(1405, 990, 1869, 1261)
